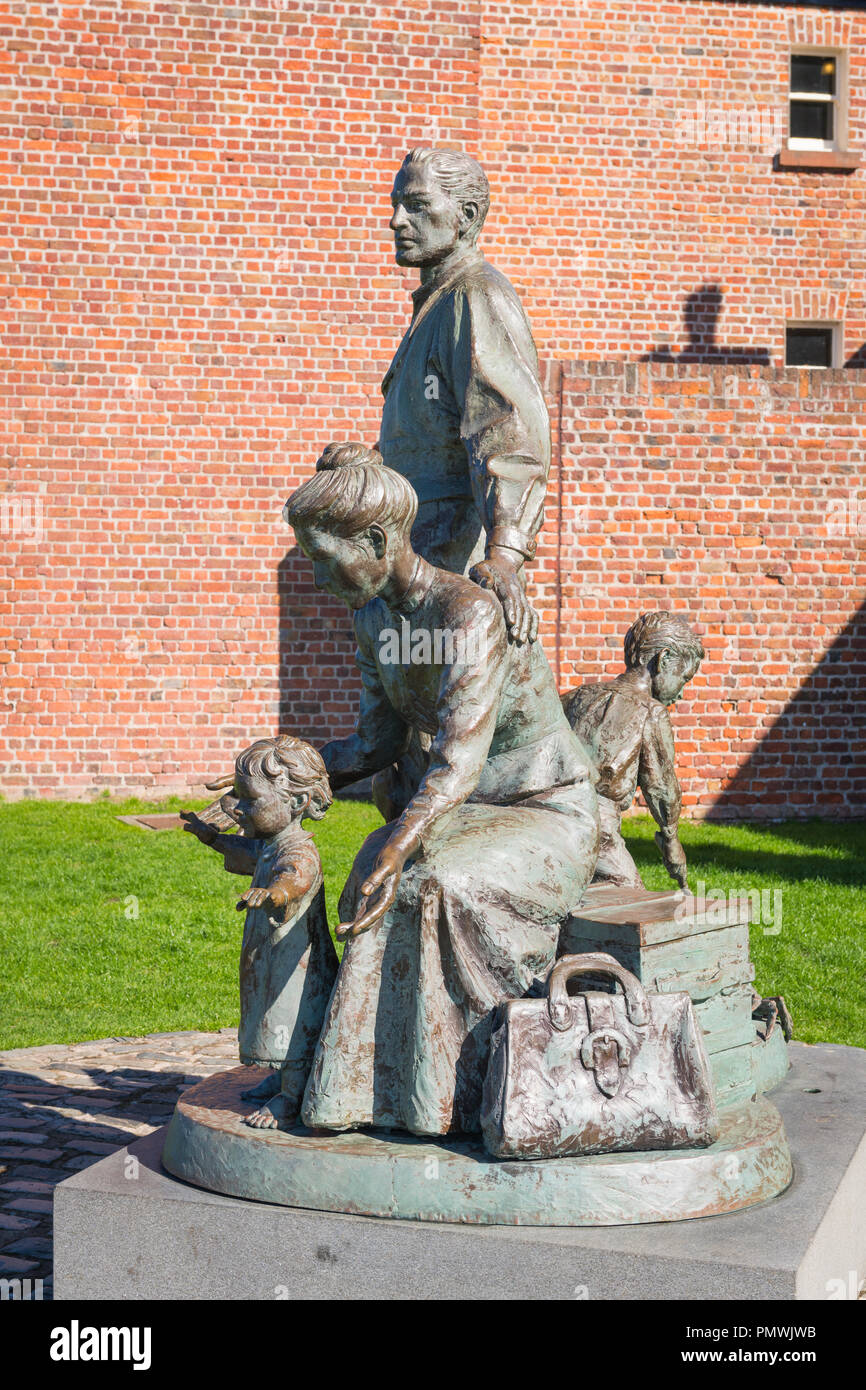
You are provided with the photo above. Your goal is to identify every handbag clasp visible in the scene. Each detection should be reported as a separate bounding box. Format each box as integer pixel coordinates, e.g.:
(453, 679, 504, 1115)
(580, 1027, 632, 1097)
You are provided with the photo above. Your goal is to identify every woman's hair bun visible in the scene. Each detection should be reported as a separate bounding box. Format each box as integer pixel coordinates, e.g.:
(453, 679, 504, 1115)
(286, 440, 418, 538)
(315, 442, 384, 473)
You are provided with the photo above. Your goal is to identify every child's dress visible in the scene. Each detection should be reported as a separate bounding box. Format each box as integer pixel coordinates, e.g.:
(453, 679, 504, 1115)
(226, 824, 338, 1115)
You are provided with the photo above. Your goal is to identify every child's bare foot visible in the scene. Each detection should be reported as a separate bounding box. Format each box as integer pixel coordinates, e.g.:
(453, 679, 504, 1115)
(243, 1094, 296, 1131)
(240, 1071, 281, 1103)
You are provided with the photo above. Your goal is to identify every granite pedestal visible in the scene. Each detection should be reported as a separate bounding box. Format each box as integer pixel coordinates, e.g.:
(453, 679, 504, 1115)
(53, 1042, 866, 1301)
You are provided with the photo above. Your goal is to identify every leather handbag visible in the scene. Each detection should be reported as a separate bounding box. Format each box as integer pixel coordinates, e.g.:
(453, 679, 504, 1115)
(481, 952, 719, 1160)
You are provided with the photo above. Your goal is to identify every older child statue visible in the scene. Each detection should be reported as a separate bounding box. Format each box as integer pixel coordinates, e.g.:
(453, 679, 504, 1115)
(562, 611, 705, 892)
(181, 737, 338, 1130)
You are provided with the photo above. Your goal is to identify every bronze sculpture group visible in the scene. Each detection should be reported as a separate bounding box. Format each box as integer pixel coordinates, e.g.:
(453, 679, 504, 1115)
(179, 148, 775, 1169)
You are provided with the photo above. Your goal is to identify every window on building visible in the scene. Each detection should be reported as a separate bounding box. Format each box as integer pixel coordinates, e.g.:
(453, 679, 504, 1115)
(785, 323, 840, 368)
(789, 51, 847, 150)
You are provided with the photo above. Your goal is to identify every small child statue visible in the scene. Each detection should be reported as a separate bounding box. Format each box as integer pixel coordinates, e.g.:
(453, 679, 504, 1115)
(562, 611, 705, 892)
(181, 736, 338, 1131)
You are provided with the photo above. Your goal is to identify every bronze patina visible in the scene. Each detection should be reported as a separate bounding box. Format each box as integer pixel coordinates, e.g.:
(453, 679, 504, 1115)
(562, 611, 705, 891)
(370, 148, 554, 819)
(181, 737, 337, 1130)
(382, 148, 550, 646)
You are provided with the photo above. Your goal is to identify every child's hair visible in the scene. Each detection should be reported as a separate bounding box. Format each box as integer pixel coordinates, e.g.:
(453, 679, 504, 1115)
(624, 611, 705, 671)
(283, 442, 418, 539)
(234, 736, 332, 821)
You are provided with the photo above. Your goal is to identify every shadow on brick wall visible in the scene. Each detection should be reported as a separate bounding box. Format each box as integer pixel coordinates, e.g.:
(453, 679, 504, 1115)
(643, 283, 771, 366)
(277, 546, 356, 745)
(708, 601, 866, 821)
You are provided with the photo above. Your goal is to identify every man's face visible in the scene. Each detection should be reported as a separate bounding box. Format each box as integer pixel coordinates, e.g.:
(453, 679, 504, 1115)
(389, 165, 465, 268)
(295, 525, 389, 611)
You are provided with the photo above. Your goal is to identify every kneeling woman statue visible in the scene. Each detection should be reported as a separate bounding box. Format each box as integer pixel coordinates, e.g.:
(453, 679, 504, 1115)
(285, 443, 600, 1137)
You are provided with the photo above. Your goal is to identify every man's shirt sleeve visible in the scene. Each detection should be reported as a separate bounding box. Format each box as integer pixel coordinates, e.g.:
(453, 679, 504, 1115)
(436, 273, 551, 561)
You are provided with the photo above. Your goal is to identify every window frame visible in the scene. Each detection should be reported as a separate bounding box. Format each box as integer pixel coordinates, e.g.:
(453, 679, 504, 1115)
(784, 320, 843, 370)
(788, 47, 848, 152)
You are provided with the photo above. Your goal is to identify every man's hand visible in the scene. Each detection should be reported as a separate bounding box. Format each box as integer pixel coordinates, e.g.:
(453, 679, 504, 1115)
(469, 549, 538, 645)
(180, 811, 218, 846)
(337, 840, 408, 940)
(655, 830, 688, 891)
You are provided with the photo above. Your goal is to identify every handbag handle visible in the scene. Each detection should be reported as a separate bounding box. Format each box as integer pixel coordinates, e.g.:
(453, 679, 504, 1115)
(547, 952, 650, 1032)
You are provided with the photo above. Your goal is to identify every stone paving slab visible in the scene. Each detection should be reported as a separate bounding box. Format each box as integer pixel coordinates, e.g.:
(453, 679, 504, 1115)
(0, 1028, 240, 1300)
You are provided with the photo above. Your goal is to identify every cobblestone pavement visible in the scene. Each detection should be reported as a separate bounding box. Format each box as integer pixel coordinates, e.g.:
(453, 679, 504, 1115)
(0, 1029, 239, 1300)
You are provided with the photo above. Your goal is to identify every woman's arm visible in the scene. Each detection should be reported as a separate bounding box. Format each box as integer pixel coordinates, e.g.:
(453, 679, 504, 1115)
(321, 620, 410, 790)
(390, 595, 507, 852)
(339, 594, 508, 938)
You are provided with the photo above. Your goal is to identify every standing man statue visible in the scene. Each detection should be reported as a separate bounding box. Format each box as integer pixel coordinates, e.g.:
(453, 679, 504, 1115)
(366, 147, 553, 819)
(379, 146, 551, 648)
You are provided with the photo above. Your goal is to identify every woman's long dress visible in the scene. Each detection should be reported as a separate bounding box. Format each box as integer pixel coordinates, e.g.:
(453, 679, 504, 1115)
(302, 558, 599, 1136)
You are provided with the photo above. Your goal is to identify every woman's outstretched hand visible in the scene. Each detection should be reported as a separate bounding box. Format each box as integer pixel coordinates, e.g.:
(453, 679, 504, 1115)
(337, 840, 408, 940)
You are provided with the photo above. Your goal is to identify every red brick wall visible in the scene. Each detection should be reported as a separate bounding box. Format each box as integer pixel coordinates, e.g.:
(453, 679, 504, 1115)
(1, 1, 865, 815)
(0, 0, 482, 797)
(478, 0, 866, 362)
(545, 361, 865, 820)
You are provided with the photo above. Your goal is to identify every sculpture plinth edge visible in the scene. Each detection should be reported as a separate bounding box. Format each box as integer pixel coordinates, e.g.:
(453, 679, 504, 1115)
(162, 1067, 793, 1227)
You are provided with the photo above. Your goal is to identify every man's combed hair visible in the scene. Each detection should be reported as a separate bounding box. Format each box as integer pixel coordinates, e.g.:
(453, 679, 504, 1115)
(235, 736, 332, 820)
(624, 611, 706, 670)
(401, 147, 490, 236)
(284, 441, 418, 538)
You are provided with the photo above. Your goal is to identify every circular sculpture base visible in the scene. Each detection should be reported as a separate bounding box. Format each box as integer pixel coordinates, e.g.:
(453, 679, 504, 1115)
(162, 1067, 792, 1227)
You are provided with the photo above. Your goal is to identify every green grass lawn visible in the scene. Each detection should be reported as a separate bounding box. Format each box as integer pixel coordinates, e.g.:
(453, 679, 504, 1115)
(0, 799, 863, 1051)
